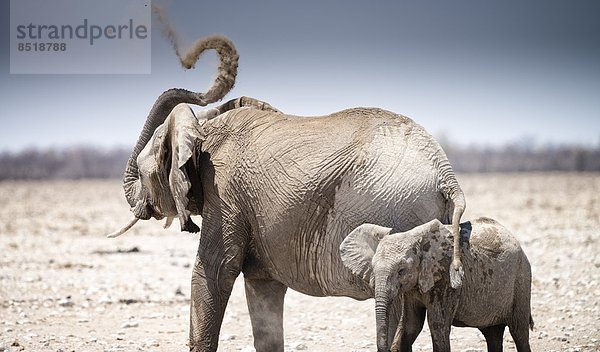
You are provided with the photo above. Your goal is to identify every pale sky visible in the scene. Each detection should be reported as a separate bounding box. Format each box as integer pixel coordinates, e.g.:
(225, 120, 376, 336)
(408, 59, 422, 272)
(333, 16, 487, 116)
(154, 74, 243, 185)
(1, 0, 599, 151)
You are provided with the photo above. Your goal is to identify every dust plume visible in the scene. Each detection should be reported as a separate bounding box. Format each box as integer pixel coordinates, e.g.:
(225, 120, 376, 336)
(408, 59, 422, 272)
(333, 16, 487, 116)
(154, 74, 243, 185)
(151, 4, 184, 65)
(150, 3, 239, 102)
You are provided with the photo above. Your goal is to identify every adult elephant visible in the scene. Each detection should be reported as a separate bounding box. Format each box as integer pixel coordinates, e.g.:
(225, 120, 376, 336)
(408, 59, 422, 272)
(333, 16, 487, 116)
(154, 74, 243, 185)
(109, 35, 466, 352)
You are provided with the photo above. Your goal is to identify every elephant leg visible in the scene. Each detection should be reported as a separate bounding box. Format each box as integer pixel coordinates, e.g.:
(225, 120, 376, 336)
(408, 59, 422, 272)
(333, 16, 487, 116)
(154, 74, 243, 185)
(508, 323, 531, 352)
(509, 282, 532, 352)
(395, 299, 426, 352)
(189, 238, 245, 352)
(428, 323, 451, 352)
(426, 302, 453, 352)
(244, 278, 287, 352)
(479, 324, 505, 352)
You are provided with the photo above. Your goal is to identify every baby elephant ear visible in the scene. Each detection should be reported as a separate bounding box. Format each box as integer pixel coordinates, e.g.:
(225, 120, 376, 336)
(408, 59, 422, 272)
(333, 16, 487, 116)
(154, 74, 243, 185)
(427, 218, 442, 232)
(340, 224, 393, 286)
(417, 219, 446, 293)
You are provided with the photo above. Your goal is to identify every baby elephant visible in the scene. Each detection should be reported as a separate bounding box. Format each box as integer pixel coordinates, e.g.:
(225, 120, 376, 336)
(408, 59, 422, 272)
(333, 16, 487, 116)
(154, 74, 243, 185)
(340, 217, 533, 352)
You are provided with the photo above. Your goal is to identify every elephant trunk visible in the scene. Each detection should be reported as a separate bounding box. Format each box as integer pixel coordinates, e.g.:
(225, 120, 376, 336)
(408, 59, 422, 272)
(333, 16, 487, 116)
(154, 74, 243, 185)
(374, 270, 396, 352)
(375, 298, 390, 352)
(438, 159, 466, 288)
(123, 35, 239, 218)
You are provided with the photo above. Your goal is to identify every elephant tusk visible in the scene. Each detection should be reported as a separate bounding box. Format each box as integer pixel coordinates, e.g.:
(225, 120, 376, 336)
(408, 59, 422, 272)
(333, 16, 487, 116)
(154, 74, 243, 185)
(106, 218, 139, 238)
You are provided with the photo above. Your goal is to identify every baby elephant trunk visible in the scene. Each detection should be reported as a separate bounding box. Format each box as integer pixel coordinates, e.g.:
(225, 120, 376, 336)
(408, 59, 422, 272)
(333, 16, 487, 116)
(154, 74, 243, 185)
(375, 297, 390, 352)
(374, 271, 397, 352)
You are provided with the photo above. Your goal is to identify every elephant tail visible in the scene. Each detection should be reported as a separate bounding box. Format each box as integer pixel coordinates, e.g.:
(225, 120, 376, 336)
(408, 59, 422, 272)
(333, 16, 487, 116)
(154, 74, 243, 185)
(448, 186, 466, 289)
(438, 160, 466, 289)
(529, 315, 535, 331)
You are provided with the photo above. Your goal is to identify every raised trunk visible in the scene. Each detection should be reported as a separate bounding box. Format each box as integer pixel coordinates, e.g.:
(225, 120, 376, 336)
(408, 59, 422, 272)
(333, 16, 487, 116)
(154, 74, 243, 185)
(123, 35, 238, 217)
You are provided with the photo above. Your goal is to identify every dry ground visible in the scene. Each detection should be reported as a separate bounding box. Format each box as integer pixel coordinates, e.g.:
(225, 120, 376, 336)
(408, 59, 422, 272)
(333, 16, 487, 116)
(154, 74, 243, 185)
(1, 173, 598, 351)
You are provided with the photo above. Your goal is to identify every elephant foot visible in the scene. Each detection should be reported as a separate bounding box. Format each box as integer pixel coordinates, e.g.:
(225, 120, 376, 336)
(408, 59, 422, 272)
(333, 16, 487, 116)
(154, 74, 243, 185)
(182, 218, 200, 233)
(188, 338, 218, 352)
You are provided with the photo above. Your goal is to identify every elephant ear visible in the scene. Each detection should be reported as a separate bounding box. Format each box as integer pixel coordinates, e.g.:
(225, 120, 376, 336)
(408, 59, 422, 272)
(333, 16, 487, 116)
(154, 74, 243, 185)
(418, 219, 451, 293)
(137, 103, 208, 232)
(340, 224, 393, 287)
(165, 104, 210, 232)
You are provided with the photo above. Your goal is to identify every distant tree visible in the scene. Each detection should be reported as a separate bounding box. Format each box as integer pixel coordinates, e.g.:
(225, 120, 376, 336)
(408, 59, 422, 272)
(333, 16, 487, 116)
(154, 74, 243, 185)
(0, 142, 598, 180)
(442, 141, 600, 173)
(0, 147, 129, 180)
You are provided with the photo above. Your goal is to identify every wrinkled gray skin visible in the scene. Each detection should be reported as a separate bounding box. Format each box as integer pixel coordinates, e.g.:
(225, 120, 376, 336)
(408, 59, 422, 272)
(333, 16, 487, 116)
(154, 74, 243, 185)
(119, 35, 466, 352)
(340, 218, 533, 352)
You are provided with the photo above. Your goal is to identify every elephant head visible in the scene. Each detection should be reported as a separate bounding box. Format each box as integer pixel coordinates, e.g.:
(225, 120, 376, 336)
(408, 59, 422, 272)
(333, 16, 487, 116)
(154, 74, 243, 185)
(340, 219, 451, 352)
(107, 35, 238, 237)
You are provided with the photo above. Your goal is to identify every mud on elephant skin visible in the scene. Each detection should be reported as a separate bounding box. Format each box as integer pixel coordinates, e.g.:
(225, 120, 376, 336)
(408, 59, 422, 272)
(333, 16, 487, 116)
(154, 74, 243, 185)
(109, 35, 467, 352)
(340, 217, 533, 352)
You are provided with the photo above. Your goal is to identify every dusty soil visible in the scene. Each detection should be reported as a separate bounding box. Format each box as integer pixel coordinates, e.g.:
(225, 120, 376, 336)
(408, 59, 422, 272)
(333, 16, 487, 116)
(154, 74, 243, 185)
(1, 173, 598, 352)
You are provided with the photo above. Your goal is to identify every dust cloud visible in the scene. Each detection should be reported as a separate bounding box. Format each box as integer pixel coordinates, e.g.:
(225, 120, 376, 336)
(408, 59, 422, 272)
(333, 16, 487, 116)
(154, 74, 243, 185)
(151, 4, 187, 67)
